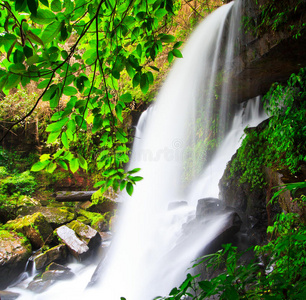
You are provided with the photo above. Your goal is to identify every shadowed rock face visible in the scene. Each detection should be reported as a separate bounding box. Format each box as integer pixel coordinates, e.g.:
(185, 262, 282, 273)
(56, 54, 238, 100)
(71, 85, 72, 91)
(227, 0, 306, 103)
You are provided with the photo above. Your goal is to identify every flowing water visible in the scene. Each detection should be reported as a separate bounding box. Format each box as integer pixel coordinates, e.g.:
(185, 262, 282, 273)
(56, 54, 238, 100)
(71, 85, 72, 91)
(8, 1, 268, 299)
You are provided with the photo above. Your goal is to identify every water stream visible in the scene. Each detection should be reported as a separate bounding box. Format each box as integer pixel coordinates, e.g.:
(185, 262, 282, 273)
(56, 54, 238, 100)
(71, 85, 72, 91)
(8, 1, 268, 299)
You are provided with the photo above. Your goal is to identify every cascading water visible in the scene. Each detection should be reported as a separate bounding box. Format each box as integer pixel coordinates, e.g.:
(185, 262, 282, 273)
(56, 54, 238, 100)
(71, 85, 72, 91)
(7, 1, 268, 299)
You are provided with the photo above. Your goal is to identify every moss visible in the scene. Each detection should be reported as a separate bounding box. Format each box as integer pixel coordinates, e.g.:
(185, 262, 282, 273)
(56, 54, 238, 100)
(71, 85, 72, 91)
(78, 209, 110, 231)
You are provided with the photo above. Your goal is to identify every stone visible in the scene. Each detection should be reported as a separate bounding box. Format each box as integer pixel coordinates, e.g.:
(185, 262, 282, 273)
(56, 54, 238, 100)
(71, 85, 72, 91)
(33, 244, 67, 270)
(0, 290, 20, 300)
(46, 262, 71, 272)
(78, 209, 110, 232)
(55, 225, 90, 261)
(66, 220, 102, 250)
(17, 206, 76, 229)
(196, 198, 223, 219)
(27, 279, 53, 293)
(41, 269, 75, 281)
(86, 198, 117, 214)
(0, 230, 32, 289)
(4, 212, 53, 248)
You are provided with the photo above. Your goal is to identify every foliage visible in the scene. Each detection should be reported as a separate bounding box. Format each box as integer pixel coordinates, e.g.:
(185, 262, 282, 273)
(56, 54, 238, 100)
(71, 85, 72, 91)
(229, 68, 306, 190)
(0, 168, 37, 196)
(157, 212, 306, 299)
(0, 0, 184, 196)
(242, 0, 306, 39)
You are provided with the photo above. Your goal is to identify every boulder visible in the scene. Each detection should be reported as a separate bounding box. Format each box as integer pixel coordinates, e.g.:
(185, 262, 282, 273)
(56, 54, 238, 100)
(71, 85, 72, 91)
(45, 262, 71, 272)
(4, 212, 53, 248)
(0, 229, 32, 289)
(17, 206, 76, 229)
(27, 279, 53, 293)
(0, 290, 20, 300)
(78, 209, 111, 232)
(196, 198, 223, 219)
(41, 269, 75, 281)
(55, 225, 90, 261)
(33, 244, 67, 270)
(66, 220, 101, 250)
(86, 198, 117, 214)
(55, 191, 95, 202)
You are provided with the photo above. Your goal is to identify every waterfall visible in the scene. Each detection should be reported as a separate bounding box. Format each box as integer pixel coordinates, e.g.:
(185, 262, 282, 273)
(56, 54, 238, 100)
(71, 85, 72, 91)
(8, 1, 268, 299)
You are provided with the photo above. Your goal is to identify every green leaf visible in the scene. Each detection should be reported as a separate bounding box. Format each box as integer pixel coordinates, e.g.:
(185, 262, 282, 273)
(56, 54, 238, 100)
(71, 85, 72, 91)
(0, 34, 17, 47)
(15, 0, 27, 11)
(77, 154, 88, 170)
(46, 162, 57, 173)
(160, 34, 175, 43)
(27, 0, 38, 16)
(38, 79, 51, 89)
(131, 176, 143, 182)
(69, 158, 79, 173)
(172, 49, 183, 58)
(43, 84, 58, 102)
(47, 130, 61, 143)
(61, 132, 69, 149)
(174, 41, 183, 48)
(23, 45, 33, 58)
(27, 31, 44, 46)
(155, 8, 168, 18)
(120, 93, 133, 103)
(31, 9, 56, 24)
(133, 72, 141, 88)
(58, 159, 68, 170)
(128, 168, 141, 174)
(63, 86, 78, 96)
(168, 51, 174, 63)
(41, 21, 62, 44)
(120, 180, 126, 191)
(140, 73, 149, 94)
(5, 74, 21, 89)
(31, 160, 49, 171)
(46, 117, 69, 132)
(9, 63, 26, 73)
(92, 114, 103, 134)
(39, 0, 49, 7)
(126, 182, 134, 196)
(51, 0, 62, 12)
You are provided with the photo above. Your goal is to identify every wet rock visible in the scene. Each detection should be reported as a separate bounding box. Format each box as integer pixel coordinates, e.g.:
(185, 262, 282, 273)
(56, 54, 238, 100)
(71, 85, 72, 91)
(66, 220, 101, 250)
(0, 290, 20, 300)
(55, 191, 95, 202)
(34, 244, 67, 270)
(17, 206, 76, 229)
(41, 269, 75, 281)
(196, 198, 223, 219)
(55, 225, 90, 261)
(27, 279, 54, 293)
(0, 230, 32, 289)
(4, 212, 54, 248)
(46, 262, 71, 272)
(168, 201, 188, 210)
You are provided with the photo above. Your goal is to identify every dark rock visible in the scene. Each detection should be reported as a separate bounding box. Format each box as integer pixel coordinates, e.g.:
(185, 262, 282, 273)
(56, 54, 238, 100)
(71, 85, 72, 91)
(0, 230, 32, 289)
(86, 198, 117, 214)
(168, 201, 188, 210)
(17, 206, 76, 229)
(55, 225, 90, 261)
(27, 279, 54, 293)
(4, 212, 54, 248)
(66, 220, 102, 250)
(196, 198, 223, 219)
(0, 290, 20, 300)
(55, 191, 96, 202)
(33, 244, 67, 270)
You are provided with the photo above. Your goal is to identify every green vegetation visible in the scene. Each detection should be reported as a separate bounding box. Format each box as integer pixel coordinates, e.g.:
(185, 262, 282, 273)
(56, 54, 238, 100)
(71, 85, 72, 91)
(157, 210, 306, 300)
(230, 68, 306, 190)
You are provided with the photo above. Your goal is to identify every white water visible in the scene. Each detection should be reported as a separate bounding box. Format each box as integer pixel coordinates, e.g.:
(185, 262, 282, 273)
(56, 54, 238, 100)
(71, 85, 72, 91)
(8, 1, 268, 299)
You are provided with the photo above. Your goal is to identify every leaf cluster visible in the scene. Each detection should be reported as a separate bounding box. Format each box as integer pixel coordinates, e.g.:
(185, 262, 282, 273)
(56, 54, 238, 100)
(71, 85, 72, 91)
(0, 0, 184, 196)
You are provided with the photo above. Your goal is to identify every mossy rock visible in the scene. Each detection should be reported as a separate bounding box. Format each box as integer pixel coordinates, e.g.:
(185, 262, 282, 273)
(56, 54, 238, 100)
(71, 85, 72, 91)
(87, 197, 117, 214)
(66, 220, 101, 249)
(76, 215, 91, 225)
(78, 209, 111, 232)
(34, 244, 67, 270)
(0, 229, 32, 289)
(4, 212, 53, 248)
(17, 206, 76, 229)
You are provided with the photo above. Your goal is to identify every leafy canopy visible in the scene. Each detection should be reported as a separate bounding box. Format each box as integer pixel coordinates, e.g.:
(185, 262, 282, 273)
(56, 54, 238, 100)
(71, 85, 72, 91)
(0, 0, 183, 195)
